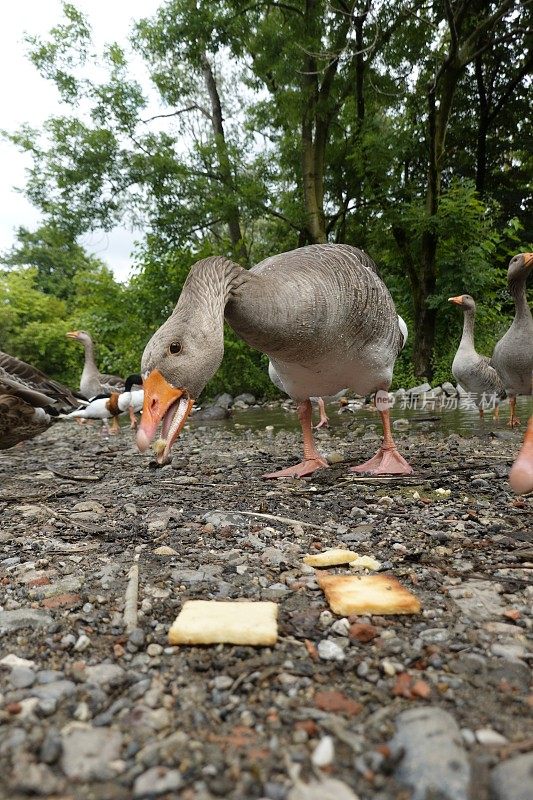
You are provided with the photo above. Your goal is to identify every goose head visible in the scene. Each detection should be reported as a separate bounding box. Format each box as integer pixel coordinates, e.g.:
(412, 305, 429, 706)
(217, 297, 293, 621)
(66, 330, 93, 346)
(508, 252, 533, 283)
(448, 294, 475, 311)
(136, 312, 224, 463)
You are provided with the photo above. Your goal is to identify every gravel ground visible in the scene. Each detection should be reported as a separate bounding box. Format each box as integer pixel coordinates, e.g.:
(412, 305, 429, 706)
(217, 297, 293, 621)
(0, 408, 531, 800)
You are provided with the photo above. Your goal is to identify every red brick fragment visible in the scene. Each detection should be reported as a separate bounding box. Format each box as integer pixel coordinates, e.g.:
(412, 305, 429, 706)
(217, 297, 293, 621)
(349, 622, 379, 643)
(304, 639, 318, 661)
(503, 609, 521, 621)
(42, 593, 81, 609)
(314, 689, 362, 717)
(411, 680, 431, 699)
(6, 703, 22, 715)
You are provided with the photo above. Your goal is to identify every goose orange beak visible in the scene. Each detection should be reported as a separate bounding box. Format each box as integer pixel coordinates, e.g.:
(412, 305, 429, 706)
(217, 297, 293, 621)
(448, 296, 463, 305)
(66, 330, 80, 339)
(136, 369, 194, 463)
(522, 253, 533, 268)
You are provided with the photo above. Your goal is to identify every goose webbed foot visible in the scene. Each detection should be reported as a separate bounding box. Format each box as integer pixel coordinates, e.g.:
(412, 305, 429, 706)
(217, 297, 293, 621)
(351, 446, 413, 476)
(264, 456, 329, 479)
(509, 416, 533, 494)
(351, 403, 413, 475)
(314, 418, 329, 430)
(508, 416, 521, 427)
(109, 416, 121, 435)
(129, 407, 138, 429)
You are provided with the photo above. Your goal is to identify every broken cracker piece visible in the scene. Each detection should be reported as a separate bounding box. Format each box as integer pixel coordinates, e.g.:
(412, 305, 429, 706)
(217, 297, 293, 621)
(318, 573, 421, 616)
(304, 548, 359, 567)
(349, 555, 381, 571)
(168, 600, 278, 646)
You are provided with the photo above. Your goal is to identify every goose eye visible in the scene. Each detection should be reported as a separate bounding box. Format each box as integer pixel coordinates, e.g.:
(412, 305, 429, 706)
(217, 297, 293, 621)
(169, 342, 181, 355)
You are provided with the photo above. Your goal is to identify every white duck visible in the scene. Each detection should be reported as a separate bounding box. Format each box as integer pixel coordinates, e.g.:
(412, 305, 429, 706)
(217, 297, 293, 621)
(62, 375, 143, 428)
(135, 244, 412, 477)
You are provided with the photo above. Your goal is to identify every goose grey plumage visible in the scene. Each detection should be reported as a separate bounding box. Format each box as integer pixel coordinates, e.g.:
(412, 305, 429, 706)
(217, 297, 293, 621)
(0, 351, 80, 450)
(268, 362, 333, 429)
(136, 243, 412, 476)
(491, 253, 533, 426)
(448, 294, 506, 418)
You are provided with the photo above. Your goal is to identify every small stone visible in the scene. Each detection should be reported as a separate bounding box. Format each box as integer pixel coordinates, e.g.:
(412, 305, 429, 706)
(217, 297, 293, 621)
(74, 634, 91, 652)
(147, 643, 163, 657)
(491, 752, 533, 800)
(0, 654, 36, 669)
(314, 690, 362, 717)
(475, 728, 508, 746)
(318, 639, 345, 662)
(128, 628, 146, 648)
(61, 724, 123, 781)
(134, 766, 182, 797)
(212, 675, 233, 690)
(9, 666, 36, 689)
(153, 546, 178, 556)
(311, 735, 335, 768)
(389, 707, 470, 800)
(84, 663, 125, 687)
(331, 618, 350, 636)
(0, 608, 53, 633)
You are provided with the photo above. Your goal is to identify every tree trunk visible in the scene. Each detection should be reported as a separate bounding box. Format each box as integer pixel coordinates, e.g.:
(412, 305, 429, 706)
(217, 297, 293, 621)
(475, 54, 489, 196)
(202, 54, 248, 264)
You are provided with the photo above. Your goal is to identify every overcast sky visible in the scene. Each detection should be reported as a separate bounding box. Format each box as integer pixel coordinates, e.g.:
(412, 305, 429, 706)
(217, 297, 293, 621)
(0, 0, 162, 282)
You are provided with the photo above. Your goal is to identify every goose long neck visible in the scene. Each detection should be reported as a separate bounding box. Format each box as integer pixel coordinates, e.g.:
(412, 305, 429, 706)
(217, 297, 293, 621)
(460, 307, 476, 348)
(80, 338, 99, 380)
(176, 256, 249, 331)
(508, 275, 530, 321)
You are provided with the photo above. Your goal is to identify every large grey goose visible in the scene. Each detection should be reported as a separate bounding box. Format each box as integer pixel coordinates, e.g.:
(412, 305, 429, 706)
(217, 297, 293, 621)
(0, 351, 80, 450)
(136, 243, 413, 477)
(448, 294, 506, 418)
(491, 253, 533, 426)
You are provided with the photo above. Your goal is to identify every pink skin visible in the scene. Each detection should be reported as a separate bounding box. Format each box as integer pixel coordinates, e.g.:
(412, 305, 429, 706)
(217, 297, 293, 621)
(264, 399, 329, 478)
(314, 397, 329, 429)
(509, 416, 533, 494)
(351, 392, 413, 475)
(508, 396, 521, 427)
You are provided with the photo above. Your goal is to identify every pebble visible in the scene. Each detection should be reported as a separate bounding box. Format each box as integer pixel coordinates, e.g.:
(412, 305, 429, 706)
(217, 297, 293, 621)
(9, 665, 36, 688)
(311, 735, 335, 767)
(134, 766, 182, 797)
(61, 724, 123, 781)
(490, 752, 533, 800)
(147, 643, 163, 657)
(475, 728, 508, 746)
(318, 639, 345, 662)
(74, 634, 91, 652)
(389, 707, 470, 800)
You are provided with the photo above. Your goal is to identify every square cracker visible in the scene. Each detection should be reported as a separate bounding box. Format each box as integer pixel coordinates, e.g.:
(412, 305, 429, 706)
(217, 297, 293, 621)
(168, 600, 278, 646)
(318, 573, 421, 616)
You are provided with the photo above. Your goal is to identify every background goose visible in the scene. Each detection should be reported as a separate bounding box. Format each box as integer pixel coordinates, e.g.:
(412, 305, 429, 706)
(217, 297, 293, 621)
(136, 243, 412, 477)
(0, 351, 80, 450)
(509, 416, 533, 494)
(491, 253, 533, 426)
(448, 294, 506, 418)
(66, 330, 126, 397)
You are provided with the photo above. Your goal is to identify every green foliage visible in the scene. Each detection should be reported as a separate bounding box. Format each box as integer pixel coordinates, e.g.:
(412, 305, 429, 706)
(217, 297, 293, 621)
(1, 1, 531, 393)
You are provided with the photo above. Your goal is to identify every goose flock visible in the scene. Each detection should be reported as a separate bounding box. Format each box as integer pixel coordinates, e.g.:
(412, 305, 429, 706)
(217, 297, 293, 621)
(0, 244, 531, 493)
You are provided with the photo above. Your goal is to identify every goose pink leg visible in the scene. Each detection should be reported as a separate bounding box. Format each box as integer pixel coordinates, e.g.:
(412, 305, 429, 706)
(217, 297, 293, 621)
(264, 399, 329, 478)
(351, 405, 413, 476)
(314, 397, 329, 429)
(509, 416, 533, 494)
